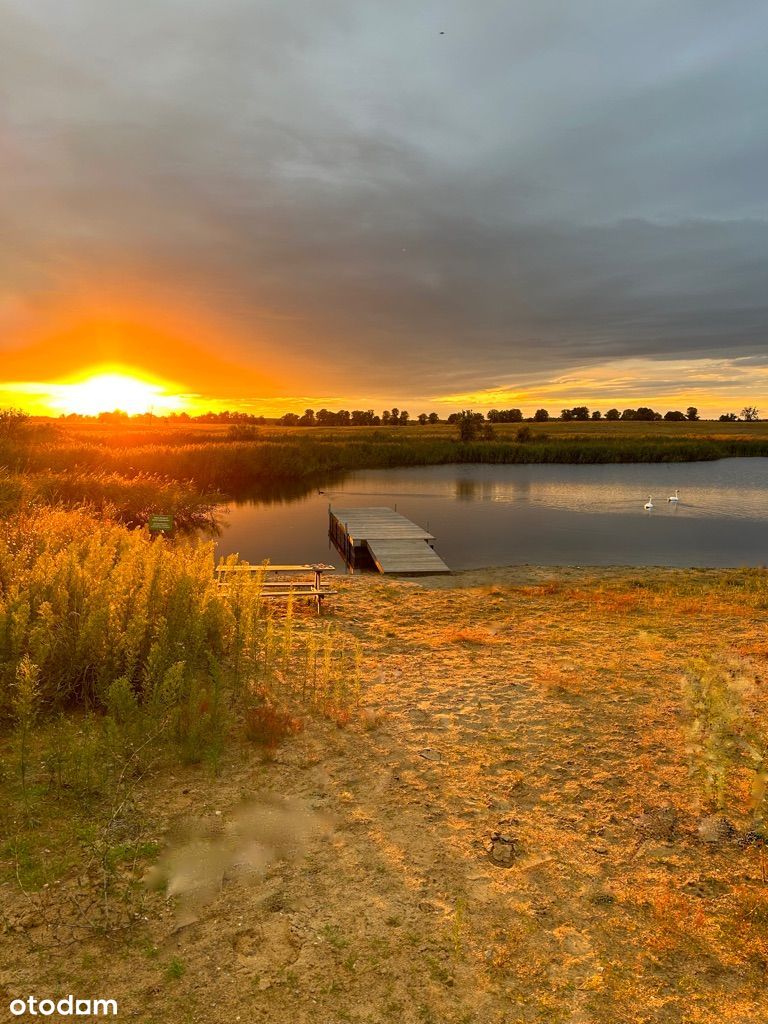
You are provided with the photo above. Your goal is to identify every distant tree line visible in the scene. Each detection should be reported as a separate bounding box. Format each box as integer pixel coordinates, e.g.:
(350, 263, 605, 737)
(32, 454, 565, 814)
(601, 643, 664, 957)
(274, 404, 760, 425)
(59, 409, 268, 425)
(277, 408, 442, 426)
(55, 404, 760, 426)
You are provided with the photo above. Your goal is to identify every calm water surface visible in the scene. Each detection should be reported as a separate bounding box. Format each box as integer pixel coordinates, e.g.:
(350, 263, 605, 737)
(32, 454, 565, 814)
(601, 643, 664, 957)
(217, 459, 768, 570)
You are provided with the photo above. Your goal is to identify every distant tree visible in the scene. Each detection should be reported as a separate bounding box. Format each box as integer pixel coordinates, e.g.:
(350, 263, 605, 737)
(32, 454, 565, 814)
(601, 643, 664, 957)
(427, 412, 440, 424)
(279, 413, 300, 426)
(457, 410, 478, 442)
(686, 406, 699, 421)
(719, 413, 739, 422)
(338, 409, 351, 426)
(390, 408, 400, 424)
(620, 409, 637, 420)
(664, 410, 686, 421)
(742, 406, 760, 421)
(591, 410, 602, 420)
(399, 410, 410, 425)
(446, 412, 459, 424)
(417, 413, 428, 425)
(634, 407, 657, 421)
(571, 406, 590, 420)
(299, 408, 316, 426)
(605, 408, 620, 421)
(560, 408, 574, 421)
(381, 410, 391, 425)
(533, 408, 550, 422)
(488, 408, 523, 423)
(455, 410, 487, 442)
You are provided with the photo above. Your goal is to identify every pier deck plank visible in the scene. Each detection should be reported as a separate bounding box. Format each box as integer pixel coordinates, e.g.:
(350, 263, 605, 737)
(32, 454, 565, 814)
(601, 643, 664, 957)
(329, 506, 450, 575)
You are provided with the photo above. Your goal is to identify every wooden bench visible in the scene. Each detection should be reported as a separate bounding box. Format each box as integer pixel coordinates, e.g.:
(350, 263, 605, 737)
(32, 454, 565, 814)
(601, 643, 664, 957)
(215, 563, 336, 613)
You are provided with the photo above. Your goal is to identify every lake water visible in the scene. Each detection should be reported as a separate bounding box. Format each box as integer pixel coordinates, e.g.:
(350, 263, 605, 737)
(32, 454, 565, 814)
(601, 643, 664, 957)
(216, 458, 768, 570)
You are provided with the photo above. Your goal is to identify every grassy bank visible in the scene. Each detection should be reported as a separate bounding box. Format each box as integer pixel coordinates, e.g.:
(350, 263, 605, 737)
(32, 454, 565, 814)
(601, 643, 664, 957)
(0, 467, 221, 530)
(5, 420, 768, 498)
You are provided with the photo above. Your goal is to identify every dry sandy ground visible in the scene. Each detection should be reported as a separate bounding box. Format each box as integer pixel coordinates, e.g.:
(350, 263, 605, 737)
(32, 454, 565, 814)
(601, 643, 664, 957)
(4, 566, 768, 1023)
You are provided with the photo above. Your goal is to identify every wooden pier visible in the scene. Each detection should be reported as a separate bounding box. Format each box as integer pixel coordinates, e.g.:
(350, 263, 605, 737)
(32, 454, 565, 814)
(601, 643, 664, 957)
(329, 507, 450, 575)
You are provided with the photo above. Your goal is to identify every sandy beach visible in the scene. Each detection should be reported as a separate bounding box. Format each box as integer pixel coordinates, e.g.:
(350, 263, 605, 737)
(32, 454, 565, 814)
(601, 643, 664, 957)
(4, 565, 768, 1023)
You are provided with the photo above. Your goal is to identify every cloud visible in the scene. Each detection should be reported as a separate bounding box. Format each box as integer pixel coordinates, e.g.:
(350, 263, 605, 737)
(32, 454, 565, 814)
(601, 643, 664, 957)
(1, 0, 767, 406)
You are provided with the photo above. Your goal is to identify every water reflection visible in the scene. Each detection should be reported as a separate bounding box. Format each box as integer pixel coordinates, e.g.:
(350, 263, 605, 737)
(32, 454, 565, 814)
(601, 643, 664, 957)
(455, 479, 478, 501)
(217, 459, 768, 570)
(226, 475, 342, 505)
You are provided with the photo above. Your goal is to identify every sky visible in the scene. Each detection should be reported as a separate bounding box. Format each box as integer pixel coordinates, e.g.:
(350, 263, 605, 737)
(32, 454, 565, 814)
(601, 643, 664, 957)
(1, 0, 767, 417)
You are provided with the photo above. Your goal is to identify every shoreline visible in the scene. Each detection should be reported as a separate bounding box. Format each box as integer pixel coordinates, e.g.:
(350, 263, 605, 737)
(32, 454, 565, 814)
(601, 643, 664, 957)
(351, 563, 768, 589)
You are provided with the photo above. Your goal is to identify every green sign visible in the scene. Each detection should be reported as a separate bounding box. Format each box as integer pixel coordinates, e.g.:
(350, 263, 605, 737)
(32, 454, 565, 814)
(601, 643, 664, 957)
(148, 514, 174, 533)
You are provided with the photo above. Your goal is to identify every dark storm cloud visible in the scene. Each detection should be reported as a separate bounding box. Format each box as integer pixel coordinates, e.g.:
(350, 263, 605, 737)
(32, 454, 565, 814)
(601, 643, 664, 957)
(1, 0, 767, 396)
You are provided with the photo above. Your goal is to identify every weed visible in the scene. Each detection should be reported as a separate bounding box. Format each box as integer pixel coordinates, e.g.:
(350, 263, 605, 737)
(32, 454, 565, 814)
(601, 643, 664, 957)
(165, 957, 186, 981)
(242, 687, 303, 747)
(320, 923, 350, 950)
(12, 655, 40, 815)
(452, 898, 466, 956)
(682, 656, 768, 827)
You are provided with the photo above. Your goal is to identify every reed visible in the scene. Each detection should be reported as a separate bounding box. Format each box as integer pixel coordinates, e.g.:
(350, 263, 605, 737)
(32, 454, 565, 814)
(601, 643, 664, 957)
(0, 466, 220, 531)
(6, 428, 768, 500)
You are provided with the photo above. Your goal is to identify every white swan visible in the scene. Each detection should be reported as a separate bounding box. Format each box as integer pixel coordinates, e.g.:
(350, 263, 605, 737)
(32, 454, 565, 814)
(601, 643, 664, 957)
(668, 489, 679, 502)
(644, 495, 654, 510)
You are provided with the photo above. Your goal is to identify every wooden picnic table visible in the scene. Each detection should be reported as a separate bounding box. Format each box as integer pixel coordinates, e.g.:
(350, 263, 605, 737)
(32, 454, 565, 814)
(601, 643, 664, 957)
(215, 563, 336, 613)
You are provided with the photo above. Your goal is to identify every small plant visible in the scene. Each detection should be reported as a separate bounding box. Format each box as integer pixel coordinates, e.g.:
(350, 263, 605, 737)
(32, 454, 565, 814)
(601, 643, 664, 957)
(682, 656, 768, 829)
(242, 687, 303, 748)
(165, 957, 186, 981)
(226, 423, 260, 441)
(12, 656, 40, 815)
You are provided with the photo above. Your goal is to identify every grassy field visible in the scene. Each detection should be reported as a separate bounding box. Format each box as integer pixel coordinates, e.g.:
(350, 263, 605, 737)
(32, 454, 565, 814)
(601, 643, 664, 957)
(28, 416, 768, 444)
(2, 418, 767, 508)
(3, 564, 768, 1023)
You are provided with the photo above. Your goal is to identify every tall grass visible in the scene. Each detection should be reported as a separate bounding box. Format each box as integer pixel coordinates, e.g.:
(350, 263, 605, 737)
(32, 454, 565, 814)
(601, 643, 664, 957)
(0, 507, 361, 925)
(0, 507, 358, 728)
(0, 467, 220, 530)
(9, 433, 768, 496)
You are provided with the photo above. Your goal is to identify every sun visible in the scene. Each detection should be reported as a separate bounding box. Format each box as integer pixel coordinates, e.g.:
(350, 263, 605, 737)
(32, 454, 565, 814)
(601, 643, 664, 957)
(52, 369, 186, 416)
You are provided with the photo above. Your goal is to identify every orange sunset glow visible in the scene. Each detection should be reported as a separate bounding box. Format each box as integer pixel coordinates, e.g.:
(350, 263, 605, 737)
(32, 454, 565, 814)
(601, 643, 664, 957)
(49, 369, 187, 417)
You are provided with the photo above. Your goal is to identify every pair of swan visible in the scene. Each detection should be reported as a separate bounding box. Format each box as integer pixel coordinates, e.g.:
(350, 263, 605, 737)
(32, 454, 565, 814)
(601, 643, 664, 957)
(644, 489, 679, 510)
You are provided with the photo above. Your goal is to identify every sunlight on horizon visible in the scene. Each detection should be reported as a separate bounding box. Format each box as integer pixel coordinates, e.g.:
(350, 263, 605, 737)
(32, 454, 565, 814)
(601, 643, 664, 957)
(50, 369, 187, 416)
